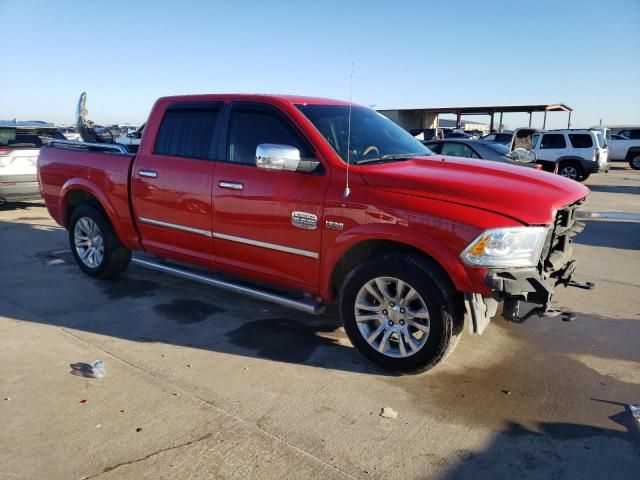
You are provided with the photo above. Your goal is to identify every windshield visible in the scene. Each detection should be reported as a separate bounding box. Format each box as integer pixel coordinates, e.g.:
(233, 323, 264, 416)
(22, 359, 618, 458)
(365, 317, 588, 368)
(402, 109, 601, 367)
(0, 127, 64, 150)
(296, 104, 431, 164)
(483, 142, 510, 156)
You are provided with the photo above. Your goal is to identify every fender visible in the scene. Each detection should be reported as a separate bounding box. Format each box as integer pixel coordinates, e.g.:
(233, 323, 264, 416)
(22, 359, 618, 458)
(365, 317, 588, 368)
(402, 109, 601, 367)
(556, 155, 589, 164)
(60, 178, 141, 250)
(319, 222, 482, 301)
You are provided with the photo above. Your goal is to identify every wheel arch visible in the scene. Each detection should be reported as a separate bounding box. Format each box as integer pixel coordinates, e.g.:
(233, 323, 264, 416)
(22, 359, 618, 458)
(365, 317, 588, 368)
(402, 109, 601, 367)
(322, 229, 475, 302)
(60, 179, 139, 249)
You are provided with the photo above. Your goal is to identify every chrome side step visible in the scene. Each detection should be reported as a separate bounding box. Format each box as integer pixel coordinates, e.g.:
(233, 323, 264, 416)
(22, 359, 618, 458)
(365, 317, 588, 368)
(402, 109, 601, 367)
(131, 256, 326, 315)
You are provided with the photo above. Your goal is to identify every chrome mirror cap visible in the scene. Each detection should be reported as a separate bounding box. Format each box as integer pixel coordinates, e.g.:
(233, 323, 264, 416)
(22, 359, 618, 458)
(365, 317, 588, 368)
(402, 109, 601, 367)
(256, 144, 301, 172)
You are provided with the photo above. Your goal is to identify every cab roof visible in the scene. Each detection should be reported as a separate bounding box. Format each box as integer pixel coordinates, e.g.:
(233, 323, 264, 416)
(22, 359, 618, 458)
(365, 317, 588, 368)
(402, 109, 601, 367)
(156, 93, 356, 107)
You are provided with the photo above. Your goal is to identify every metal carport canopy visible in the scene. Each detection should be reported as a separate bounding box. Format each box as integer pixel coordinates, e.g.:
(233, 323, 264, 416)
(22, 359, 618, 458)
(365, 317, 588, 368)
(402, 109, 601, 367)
(379, 103, 573, 129)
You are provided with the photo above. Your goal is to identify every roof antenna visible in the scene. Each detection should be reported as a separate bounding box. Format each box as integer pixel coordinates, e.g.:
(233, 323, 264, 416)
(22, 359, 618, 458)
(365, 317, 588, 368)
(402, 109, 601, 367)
(344, 61, 354, 199)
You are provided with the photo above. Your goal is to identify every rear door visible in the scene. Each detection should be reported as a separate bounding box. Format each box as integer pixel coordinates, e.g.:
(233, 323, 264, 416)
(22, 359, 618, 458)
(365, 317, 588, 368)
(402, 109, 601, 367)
(536, 133, 567, 162)
(131, 101, 222, 265)
(212, 101, 330, 291)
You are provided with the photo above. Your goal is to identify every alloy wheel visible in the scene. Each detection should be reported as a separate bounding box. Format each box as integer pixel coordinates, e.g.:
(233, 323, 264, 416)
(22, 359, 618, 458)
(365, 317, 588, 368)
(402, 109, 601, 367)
(560, 166, 579, 180)
(73, 217, 104, 268)
(354, 276, 430, 358)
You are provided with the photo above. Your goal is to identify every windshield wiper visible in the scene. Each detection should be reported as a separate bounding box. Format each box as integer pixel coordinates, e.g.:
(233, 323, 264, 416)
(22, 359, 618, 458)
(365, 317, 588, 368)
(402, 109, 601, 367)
(354, 153, 422, 165)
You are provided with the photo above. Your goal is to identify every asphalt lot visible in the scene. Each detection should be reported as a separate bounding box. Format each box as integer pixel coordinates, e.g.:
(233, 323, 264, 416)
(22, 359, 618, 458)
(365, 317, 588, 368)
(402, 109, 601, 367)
(1, 165, 639, 480)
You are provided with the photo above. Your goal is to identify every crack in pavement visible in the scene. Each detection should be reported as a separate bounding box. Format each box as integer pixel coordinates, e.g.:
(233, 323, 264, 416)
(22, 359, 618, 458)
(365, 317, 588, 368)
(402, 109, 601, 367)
(0, 298, 357, 480)
(81, 432, 216, 479)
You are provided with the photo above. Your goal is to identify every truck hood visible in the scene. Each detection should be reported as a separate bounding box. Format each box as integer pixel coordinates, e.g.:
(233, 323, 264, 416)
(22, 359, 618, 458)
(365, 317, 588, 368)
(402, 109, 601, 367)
(358, 156, 589, 225)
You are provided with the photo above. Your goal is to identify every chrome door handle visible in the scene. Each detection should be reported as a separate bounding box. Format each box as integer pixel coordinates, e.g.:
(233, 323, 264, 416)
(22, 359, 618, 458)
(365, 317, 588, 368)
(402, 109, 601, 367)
(219, 181, 243, 190)
(138, 170, 158, 178)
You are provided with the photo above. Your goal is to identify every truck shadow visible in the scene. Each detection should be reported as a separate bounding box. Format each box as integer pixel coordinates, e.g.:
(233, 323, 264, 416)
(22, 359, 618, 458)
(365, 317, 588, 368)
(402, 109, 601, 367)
(0, 219, 389, 376)
(573, 219, 640, 250)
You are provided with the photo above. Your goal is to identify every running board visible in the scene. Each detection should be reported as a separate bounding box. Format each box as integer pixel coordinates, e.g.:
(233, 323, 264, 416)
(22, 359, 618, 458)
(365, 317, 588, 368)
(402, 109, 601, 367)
(131, 256, 326, 315)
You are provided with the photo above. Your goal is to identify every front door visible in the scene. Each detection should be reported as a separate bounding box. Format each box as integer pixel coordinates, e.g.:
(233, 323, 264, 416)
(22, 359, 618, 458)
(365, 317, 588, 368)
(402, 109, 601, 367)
(131, 101, 222, 266)
(212, 102, 330, 291)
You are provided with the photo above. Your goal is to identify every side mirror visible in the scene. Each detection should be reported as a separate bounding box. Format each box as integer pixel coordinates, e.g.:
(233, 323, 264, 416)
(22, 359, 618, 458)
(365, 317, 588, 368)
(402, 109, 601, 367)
(256, 144, 319, 173)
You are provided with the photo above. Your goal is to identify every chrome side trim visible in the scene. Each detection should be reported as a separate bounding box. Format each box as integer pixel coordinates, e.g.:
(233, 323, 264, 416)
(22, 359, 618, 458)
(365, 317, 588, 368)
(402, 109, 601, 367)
(131, 256, 325, 315)
(137, 216, 211, 237)
(213, 232, 319, 259)
(136, 216, 319, 258)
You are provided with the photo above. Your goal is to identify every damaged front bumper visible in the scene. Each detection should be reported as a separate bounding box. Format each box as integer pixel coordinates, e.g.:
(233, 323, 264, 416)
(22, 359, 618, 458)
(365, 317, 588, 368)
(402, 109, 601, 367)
(464, 200, 593, 334)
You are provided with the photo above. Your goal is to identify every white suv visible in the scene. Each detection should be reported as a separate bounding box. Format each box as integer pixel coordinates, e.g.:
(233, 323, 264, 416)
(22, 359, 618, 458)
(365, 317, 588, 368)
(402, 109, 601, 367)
(530, 129, 609, 181)
(0, 125, 64, 204)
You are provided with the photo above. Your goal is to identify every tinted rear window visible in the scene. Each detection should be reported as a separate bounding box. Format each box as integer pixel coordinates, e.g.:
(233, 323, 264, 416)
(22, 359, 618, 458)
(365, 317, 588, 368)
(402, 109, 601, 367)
(0, 127, 63, 149)
(154, 107, 219, 159)
(568, 134, 593, 148)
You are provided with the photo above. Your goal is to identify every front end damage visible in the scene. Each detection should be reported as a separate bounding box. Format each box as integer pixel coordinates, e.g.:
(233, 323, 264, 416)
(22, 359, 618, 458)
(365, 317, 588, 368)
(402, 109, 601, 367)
(465, 199, 593, 333)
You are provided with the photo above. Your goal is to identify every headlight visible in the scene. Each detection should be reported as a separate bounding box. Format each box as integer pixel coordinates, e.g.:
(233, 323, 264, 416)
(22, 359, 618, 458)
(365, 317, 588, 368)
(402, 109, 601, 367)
(460, 227, 548, 268)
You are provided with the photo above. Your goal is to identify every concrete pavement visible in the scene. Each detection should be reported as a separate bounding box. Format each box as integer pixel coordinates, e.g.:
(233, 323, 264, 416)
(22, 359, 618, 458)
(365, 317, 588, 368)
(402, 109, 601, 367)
(1, 165, 639, 479)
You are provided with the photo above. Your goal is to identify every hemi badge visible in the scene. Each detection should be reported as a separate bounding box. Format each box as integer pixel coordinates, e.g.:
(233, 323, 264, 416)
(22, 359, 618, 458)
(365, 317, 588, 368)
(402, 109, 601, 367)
(325, 220, 344, 231)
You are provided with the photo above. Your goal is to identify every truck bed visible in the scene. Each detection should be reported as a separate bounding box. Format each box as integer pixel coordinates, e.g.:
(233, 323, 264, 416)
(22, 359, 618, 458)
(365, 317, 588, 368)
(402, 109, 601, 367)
(38, 142, 141, 249)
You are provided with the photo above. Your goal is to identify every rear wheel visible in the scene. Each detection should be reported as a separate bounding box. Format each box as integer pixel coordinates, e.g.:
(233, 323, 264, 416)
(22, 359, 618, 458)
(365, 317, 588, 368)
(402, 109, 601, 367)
(339, 253, 463, 373)
(629, 153, 640, 170)
(69, 205, 131, 279)
(558, 161, 584, 181)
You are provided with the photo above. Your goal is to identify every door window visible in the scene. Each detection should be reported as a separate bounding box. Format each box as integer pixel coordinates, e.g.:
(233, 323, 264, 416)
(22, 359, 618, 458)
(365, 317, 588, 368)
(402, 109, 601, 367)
(540, 134, 566, 149)
(629, 129, 640, 140)
(154, 104, 220, 160)
(440, 142, 474, 158)
(226, 106, 310, 165)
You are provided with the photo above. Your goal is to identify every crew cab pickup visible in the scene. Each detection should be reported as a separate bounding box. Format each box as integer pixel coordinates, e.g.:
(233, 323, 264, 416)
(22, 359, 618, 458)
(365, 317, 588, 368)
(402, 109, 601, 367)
(38, 94, 591, 372)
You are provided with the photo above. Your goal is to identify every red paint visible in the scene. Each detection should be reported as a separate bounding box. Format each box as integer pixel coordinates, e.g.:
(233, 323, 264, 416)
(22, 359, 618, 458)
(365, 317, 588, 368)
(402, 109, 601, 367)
(38, 94, 589, 302)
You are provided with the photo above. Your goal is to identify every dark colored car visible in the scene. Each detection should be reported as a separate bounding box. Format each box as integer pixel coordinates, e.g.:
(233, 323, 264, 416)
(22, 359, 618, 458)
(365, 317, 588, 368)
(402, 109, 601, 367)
(423, 139, 541, 169)
(443, 131, 474, 139)
(481, 132, 514, 145)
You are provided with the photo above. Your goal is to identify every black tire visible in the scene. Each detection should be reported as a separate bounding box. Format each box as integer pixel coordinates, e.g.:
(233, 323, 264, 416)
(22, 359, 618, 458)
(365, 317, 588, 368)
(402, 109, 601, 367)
(339, 253, 463, 373)
(580, 172, 591, 182)
(68, 204, 131, 279)
(558, 161, 584, 182)
(628, 152, 640, 170)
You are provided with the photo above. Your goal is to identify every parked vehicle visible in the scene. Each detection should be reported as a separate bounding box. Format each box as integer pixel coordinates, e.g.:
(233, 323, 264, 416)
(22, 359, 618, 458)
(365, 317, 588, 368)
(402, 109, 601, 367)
(443, 131, 474, 139)
(0, 125, 64, 203)
(58, 126, 82, 142)
(481, 131, 514, 145)
(422, 139, 542, 169)
(526, 129, 610, 181)
(38, 93, 591, 373)
(606, 129, 640, 170)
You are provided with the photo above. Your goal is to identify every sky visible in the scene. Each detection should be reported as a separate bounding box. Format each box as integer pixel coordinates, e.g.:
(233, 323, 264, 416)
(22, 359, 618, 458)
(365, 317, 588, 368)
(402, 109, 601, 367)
(1, 0, 639, 129)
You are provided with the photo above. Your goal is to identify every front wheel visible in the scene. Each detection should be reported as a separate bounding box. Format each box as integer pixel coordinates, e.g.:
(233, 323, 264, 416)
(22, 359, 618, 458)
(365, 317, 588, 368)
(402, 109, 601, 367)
(339, 253, 463, 373)
(629, 153, 640, 170)
(69, 205, 131, 279)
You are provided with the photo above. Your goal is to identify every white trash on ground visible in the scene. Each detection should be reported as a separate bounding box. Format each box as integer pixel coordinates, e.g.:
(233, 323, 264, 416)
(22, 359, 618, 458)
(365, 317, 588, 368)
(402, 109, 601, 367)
(380, 407, 398, 419)
(70, 360, 105, 378)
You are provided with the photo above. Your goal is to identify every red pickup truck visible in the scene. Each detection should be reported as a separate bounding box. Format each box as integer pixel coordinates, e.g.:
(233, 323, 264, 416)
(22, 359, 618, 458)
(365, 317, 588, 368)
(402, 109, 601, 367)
(38, 94, 590, 372)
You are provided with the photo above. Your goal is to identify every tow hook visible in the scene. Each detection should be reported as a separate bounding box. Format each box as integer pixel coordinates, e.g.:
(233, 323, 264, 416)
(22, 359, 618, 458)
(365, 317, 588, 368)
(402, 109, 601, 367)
(566, 280, 595, 290)
(503, 299, 576, 323)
